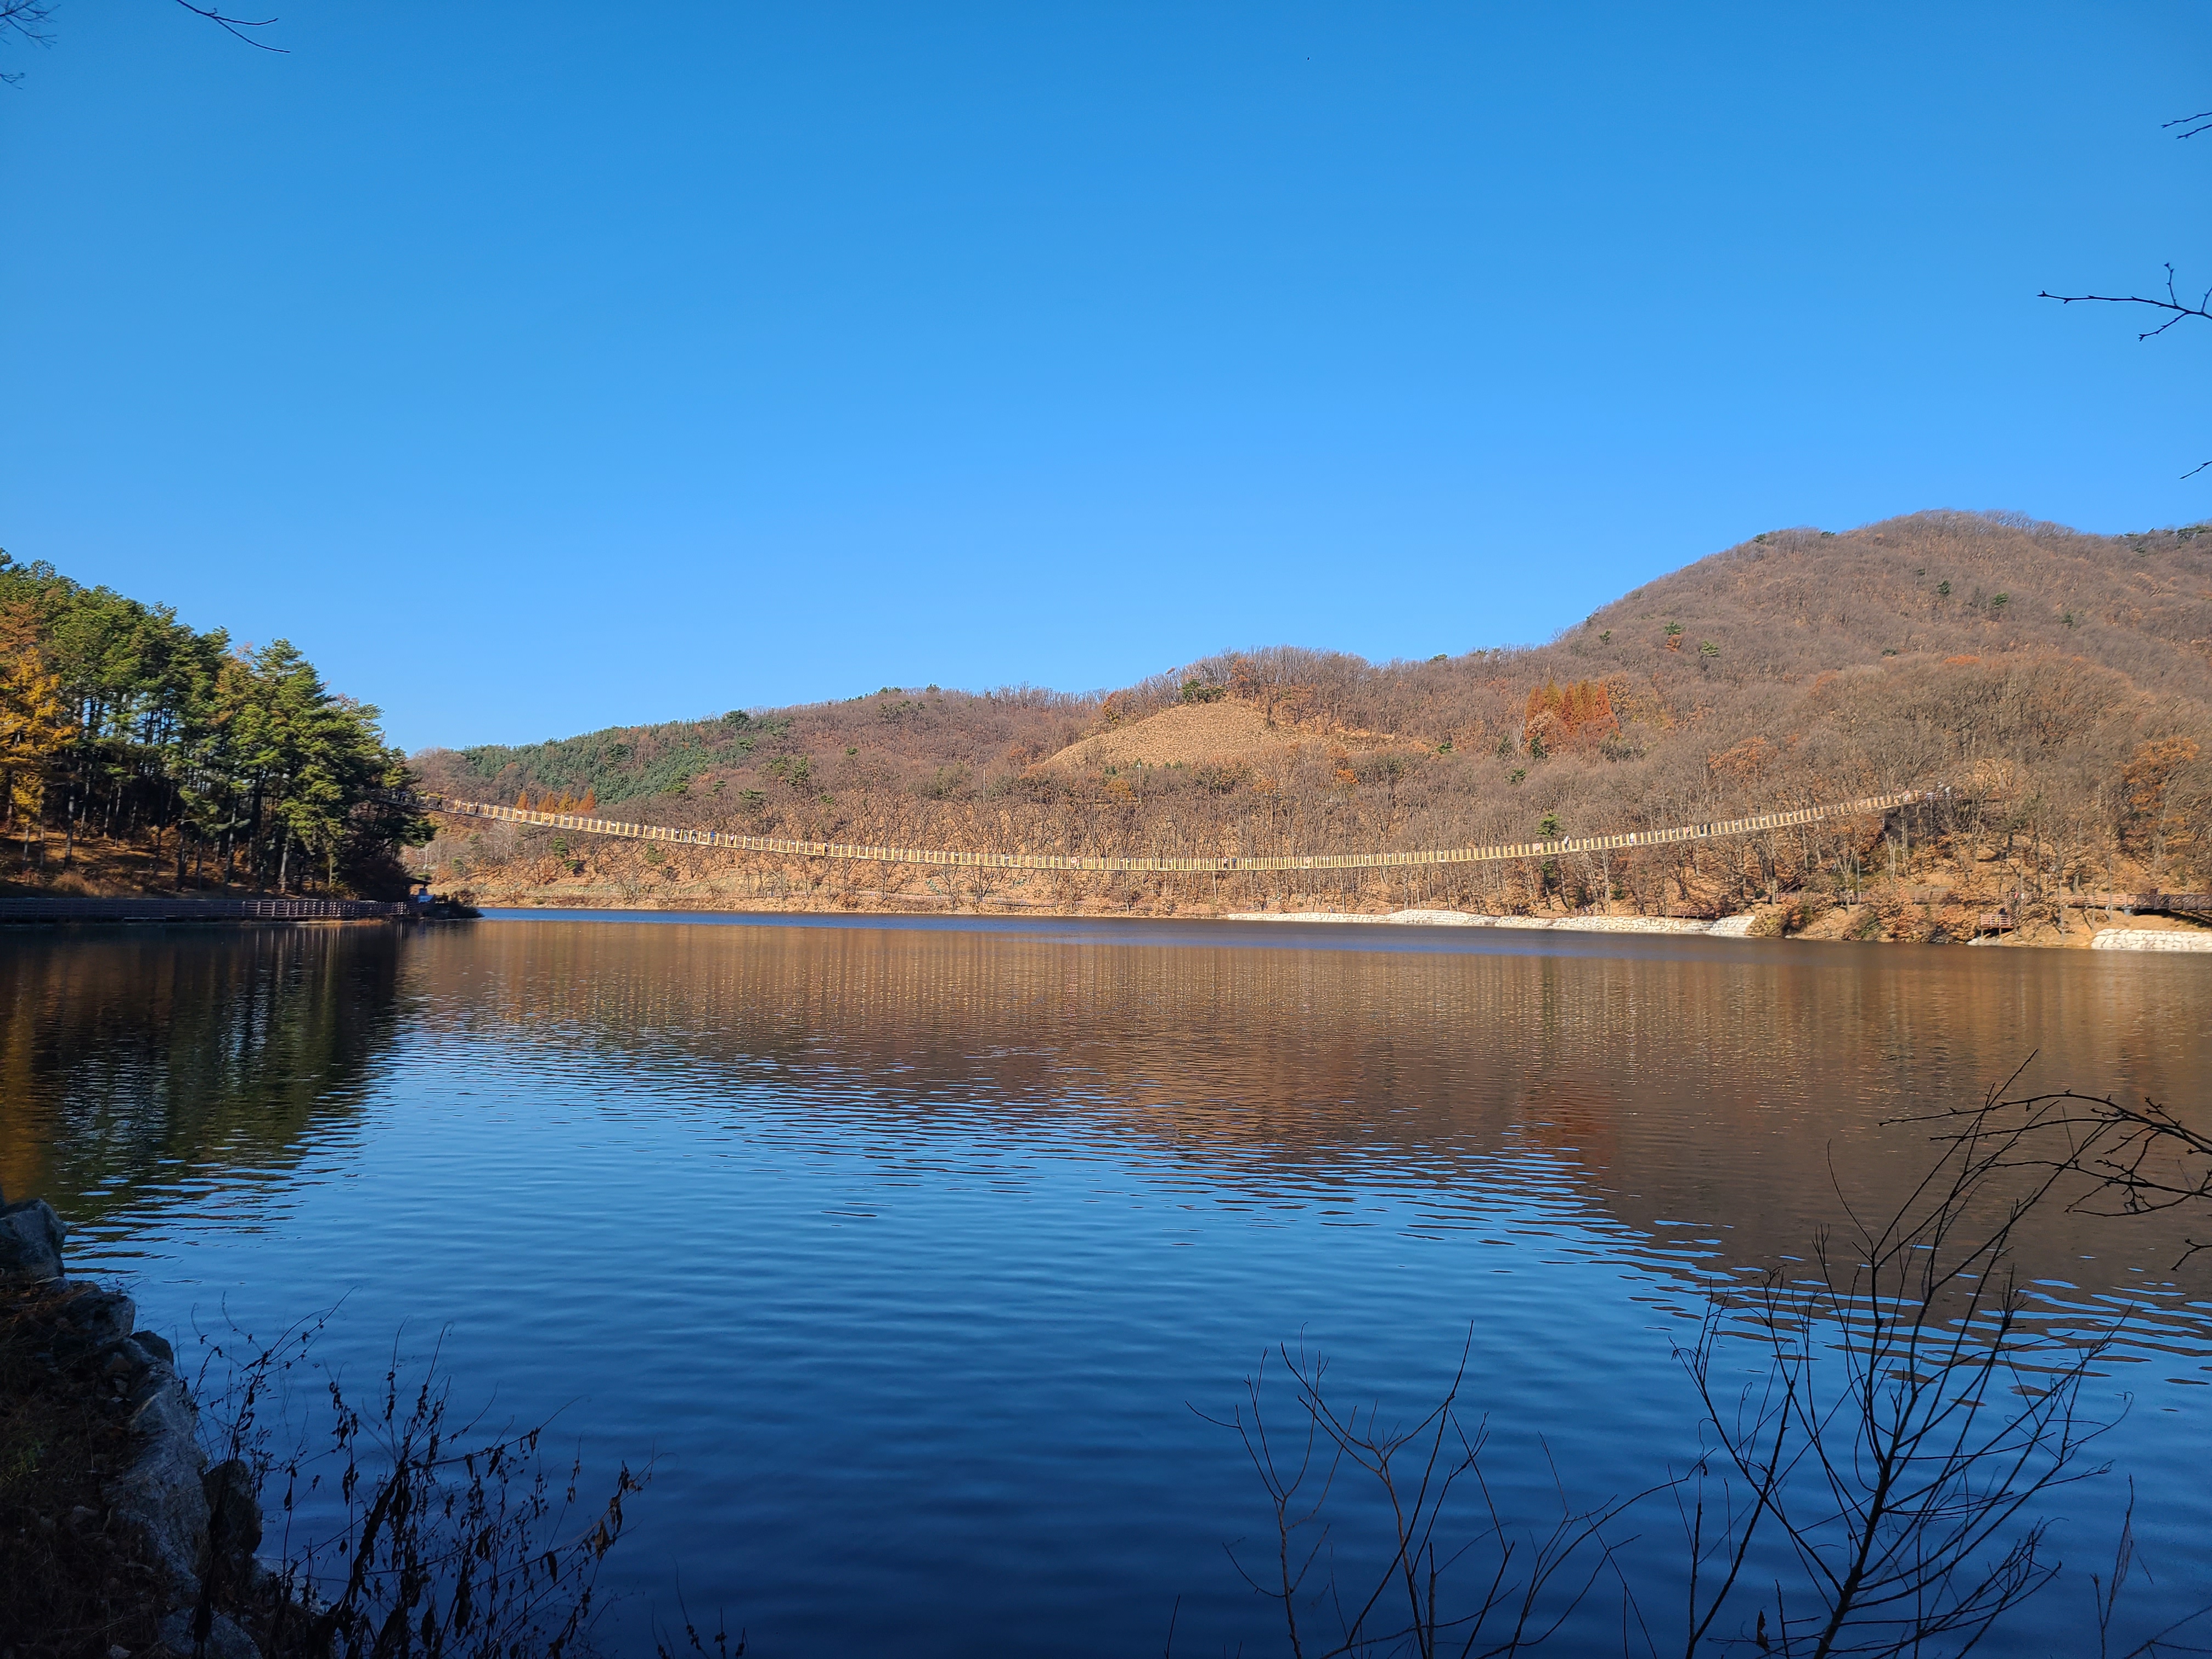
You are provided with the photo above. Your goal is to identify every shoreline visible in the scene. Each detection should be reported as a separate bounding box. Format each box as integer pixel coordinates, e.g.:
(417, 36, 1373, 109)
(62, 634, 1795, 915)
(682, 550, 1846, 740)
(465, 900, 2212, 951)
(1221, 907, 1758, 935)
(5, 889, 2204, 950)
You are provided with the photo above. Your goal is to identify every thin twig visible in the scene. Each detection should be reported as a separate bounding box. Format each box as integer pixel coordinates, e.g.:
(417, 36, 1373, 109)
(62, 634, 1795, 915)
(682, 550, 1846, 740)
(2040, 265, 2212, 340)
(170, 0, 287, 52)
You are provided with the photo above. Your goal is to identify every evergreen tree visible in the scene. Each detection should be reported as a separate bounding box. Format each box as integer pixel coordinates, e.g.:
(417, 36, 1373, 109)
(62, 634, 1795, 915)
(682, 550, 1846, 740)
(0, 551, 427, 894)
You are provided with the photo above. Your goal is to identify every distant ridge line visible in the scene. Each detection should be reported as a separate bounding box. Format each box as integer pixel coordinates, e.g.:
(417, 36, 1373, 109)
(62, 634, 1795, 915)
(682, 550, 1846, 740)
(417, 788, 1939, 875)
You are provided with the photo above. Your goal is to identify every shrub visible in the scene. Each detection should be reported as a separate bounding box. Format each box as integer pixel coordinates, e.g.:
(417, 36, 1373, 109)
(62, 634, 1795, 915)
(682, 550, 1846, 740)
(192, 1313, 649, 1659)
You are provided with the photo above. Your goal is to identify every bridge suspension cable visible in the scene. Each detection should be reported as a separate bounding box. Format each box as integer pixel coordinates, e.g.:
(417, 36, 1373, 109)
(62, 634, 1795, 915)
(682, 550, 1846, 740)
(417, 787, 1941, 876)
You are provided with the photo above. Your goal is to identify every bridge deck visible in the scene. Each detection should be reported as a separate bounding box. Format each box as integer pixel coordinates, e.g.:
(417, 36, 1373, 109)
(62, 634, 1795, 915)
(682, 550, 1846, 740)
(418, 788, 1938, 876)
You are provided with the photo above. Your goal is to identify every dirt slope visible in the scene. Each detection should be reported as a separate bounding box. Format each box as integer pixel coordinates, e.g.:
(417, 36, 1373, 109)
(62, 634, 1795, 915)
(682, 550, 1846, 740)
(1035, 701, 1302, 774)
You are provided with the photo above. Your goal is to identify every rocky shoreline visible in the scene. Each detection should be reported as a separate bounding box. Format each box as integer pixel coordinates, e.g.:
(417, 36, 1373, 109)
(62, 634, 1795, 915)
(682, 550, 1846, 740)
(1222, 907, 1760, 934)
(461, 885, 2212, 950)
(1218, 906, 2212, 949)
(2, 1187, 266, 1659)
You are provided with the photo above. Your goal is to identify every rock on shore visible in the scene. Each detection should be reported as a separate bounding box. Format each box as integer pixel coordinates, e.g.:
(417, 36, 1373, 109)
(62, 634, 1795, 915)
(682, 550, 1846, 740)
(2, 1181, 266, 1658)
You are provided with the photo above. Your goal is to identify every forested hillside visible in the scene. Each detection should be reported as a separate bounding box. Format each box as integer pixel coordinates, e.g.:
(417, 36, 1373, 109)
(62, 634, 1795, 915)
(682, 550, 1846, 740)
(0, 553, 426, 897)
(419, 511, 2212, 935)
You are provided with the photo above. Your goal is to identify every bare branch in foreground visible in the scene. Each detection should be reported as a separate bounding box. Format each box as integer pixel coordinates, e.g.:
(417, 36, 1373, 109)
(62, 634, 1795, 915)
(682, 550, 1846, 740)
(1200, 1334, 1648, 1657)
(1214, 1070, 2212, 1657)
(1915, 1082, 2212, 1269)
(1674, 1116, 2117, 1658)
(194, 1313, 648, 1657)
(0, 0, 54, 83)
(170, 0, 287, 53)
(2, 0, 282, 84)
(2040, 265, 2212, 341)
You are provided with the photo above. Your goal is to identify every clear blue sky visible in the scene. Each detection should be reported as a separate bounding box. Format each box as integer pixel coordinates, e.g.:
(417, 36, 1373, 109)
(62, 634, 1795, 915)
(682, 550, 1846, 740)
(4, 3, 2209, 750)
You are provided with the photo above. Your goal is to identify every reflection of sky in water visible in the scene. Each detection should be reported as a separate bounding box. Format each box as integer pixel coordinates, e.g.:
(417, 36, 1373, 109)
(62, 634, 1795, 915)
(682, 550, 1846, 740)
(7, 916, 2209, 1656)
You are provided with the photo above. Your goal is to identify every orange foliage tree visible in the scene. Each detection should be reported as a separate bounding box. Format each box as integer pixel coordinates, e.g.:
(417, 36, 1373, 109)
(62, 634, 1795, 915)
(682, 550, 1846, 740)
(513, 792, 592, 818)
(2120, 736, 2202, 873)
(515, 785, 598, 814)
(1522, 679, 1620, 754)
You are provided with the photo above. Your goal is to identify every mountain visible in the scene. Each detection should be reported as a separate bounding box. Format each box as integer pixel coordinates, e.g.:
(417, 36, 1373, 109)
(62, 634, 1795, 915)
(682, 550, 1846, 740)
(414, 511, 2212, 939)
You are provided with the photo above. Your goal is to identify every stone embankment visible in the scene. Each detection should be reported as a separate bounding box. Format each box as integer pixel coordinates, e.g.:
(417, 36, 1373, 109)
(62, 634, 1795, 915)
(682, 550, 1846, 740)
(1224, 907, 1758, 936)
(2091, 928, 2212, 951)
(2, 1185, 266, 1659)
(1228, 907, 2212, 950)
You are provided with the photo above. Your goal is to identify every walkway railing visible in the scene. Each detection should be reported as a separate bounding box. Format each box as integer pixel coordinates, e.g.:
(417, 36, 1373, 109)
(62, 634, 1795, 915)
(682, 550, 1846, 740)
(419, 787, 1939, 876)
(0, 896, 409, 923)
(2060, 891, 2212, 914)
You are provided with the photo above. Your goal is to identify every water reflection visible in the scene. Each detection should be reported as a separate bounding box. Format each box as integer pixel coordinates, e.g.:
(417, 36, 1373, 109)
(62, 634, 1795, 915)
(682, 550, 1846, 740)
(3, 914, 2206, 1657)
(416, 914, 2210, 1295)
(0, 924, 403, 1217)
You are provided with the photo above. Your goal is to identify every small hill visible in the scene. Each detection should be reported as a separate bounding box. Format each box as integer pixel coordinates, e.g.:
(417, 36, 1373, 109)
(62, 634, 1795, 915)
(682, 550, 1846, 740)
(1037, 700, 1301, 775)
(416, 511, 2212, 936)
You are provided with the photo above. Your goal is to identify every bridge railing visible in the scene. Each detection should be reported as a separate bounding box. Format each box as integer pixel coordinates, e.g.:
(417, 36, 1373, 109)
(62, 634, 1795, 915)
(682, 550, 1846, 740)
(412, 788, 1943, 876)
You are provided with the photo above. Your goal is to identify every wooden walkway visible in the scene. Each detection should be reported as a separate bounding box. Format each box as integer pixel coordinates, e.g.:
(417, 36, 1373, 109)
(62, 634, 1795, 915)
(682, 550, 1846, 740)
(0, 897, 409, 923)
(2061, 891, 2212, 915)
(419, 787, 1937, 876)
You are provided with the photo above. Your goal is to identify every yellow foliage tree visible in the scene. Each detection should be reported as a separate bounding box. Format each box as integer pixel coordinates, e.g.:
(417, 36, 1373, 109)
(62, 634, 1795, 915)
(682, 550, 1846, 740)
(0, 606, 75, 842)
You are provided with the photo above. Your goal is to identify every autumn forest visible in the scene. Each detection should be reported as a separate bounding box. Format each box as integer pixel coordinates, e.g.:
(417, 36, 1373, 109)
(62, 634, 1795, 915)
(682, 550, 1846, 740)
(0, 552, 426, 898)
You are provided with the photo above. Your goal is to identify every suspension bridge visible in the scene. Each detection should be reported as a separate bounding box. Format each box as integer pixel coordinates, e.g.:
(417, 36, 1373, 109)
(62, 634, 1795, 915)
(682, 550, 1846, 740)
(416, 787, 1940, 876)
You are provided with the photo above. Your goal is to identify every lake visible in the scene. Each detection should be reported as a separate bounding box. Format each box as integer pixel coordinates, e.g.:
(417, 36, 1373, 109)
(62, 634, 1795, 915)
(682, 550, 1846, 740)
(3, 913, 2208, 1656)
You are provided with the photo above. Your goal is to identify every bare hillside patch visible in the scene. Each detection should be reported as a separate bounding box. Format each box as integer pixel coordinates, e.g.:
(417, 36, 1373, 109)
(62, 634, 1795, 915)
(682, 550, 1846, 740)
(1036, 699, 1397, 775)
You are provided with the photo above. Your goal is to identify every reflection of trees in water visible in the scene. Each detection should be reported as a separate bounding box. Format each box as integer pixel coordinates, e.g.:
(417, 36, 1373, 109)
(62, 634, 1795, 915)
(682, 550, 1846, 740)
(0, 926, 406, 1220)
(9, 916, 2197, 1328)
(418, 922, 2211, 1298)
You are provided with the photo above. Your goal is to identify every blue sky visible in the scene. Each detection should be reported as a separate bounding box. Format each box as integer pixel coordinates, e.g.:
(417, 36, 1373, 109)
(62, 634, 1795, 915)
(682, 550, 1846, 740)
(4, 3, 2209, 750)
